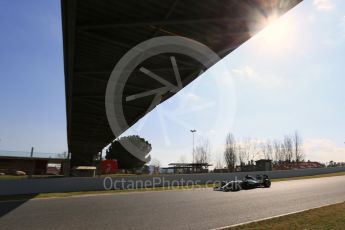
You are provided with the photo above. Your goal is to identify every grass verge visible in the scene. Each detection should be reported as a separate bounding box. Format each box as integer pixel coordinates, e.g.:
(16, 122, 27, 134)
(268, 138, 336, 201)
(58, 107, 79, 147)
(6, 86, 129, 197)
(0, 171, 344, 201)
(227, 202, 345, 230)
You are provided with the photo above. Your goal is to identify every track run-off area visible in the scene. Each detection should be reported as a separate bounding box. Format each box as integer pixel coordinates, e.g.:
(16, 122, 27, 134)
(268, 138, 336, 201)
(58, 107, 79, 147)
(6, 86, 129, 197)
(1, 176, 345, 230)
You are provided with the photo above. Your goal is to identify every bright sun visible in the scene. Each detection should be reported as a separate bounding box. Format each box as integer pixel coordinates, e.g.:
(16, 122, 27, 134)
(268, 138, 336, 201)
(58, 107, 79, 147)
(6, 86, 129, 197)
(250, 13, 297, 54)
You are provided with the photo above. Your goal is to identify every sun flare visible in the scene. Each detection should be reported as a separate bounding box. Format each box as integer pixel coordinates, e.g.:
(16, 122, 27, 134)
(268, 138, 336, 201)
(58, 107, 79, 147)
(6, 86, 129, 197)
(250, 13, 297, 53)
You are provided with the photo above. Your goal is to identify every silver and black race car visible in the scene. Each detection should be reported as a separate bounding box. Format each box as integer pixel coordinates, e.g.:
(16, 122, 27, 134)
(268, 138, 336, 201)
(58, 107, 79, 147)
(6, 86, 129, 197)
(213, 174, 271, 192)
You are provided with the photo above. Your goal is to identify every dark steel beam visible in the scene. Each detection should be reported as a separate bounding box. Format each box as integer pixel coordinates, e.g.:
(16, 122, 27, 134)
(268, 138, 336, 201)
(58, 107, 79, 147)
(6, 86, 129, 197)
(79, 17, 246, 30)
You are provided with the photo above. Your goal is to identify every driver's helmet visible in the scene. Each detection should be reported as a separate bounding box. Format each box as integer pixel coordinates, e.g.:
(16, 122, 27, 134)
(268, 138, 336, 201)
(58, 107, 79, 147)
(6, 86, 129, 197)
(245, 175, 253, 180)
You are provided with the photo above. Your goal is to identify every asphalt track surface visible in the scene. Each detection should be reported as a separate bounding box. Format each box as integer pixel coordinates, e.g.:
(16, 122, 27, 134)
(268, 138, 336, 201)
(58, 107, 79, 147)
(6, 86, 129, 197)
(1, 176, 345, 230)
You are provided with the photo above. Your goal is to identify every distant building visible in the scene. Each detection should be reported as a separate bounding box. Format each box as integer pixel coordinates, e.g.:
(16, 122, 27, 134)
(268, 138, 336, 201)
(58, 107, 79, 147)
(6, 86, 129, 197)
(160, 167, 174, 174)
(162, 163, 212, 174)
(255, 159, 273, 171)
(234, 159, 272, 172)
(273, 161, 324, 170)
(327, 161, 345, 167)
(213, 168, 230, 173)
(0, 155, 66, 175)
(237, 163, 256, 172)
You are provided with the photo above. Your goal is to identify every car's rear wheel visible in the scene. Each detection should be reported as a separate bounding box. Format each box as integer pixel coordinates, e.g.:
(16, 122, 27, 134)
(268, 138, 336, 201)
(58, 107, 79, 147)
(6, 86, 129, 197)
(263, 180, 271, 188)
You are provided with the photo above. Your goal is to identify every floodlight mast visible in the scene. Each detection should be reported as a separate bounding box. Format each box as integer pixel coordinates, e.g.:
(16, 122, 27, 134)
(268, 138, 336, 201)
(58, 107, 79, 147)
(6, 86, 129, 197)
(190, 129, 196, 166)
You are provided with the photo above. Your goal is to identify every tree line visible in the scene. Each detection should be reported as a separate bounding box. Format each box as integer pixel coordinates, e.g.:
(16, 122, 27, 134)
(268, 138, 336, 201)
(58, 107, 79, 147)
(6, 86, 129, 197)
(178, 131, 305, 172)
(104, 132, 305, 173)
(223, 131, 305, 172)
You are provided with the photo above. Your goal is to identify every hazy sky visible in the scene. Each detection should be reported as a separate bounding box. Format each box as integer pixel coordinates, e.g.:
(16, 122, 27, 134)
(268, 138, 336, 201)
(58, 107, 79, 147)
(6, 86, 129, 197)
(0, 0, 65, 154)
(1, 0, 344, 166)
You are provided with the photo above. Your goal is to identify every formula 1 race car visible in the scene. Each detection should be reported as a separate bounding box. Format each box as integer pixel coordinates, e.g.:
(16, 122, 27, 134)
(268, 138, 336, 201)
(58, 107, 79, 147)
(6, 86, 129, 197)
(213, 174, 271, 192)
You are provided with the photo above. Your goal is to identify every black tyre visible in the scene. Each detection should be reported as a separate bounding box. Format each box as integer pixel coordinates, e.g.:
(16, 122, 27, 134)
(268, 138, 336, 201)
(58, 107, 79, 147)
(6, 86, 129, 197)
(223, 187, 231, 192)
(263, 180, 271, 188)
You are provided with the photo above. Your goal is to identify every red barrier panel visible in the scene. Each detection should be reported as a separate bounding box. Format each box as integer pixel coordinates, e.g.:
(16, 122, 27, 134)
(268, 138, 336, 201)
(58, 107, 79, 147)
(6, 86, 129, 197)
(101, 160, 118, 174)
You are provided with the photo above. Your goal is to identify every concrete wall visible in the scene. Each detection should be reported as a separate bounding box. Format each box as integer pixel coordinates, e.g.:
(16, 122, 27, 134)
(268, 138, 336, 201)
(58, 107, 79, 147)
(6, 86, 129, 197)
(1, 167, 345, 195)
